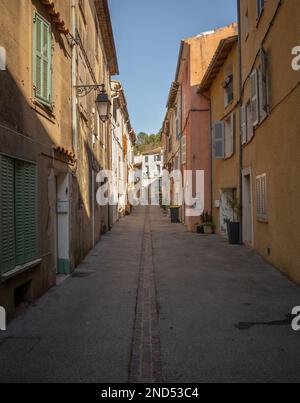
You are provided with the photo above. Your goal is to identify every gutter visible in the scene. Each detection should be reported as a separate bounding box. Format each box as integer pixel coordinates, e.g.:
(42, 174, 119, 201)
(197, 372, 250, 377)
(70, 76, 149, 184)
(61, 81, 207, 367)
(71, 0, 78, 156)
(237, 0, 243, 244)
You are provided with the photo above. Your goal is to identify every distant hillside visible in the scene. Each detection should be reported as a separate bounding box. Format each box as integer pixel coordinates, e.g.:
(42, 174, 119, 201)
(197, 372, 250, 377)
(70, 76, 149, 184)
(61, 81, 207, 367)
(134, 131, 162, 154)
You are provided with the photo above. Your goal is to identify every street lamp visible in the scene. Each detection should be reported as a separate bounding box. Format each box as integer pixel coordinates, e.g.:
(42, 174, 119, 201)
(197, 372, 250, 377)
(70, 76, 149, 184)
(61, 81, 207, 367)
(95, 90, 111, 123)
(74, 84, 111, 122)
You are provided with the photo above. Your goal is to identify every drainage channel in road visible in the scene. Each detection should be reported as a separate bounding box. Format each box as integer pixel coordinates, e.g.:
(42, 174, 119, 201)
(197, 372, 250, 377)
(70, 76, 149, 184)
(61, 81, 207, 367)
(129, 207, 163, 383)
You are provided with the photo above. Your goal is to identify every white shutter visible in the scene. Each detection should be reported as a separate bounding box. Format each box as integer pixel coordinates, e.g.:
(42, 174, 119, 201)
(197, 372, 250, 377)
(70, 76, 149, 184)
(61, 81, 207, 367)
(256, 174, 267, 220)
(182, 135, 186, 164)
(246, 102, 254, 141)
(213, 122, 225, 159)
(241, 105, 247, 145)
(229, 112, 235, 155)
(250, 69, 259, 127)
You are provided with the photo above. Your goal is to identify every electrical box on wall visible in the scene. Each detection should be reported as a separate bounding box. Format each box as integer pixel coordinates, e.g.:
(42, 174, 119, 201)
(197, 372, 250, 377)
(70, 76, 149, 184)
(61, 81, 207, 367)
(0, 47, 6, 70)
(57, 201, 69, 214)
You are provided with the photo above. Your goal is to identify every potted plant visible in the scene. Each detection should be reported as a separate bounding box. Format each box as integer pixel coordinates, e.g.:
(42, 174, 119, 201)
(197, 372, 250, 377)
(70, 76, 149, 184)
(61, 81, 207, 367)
(201, 211, 214, 235)
(225, 197, 241, 245)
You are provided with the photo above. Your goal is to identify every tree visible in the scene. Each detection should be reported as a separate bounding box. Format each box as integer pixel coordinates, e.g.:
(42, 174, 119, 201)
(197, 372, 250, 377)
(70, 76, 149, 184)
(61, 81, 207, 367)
(134, 131, 162, 154)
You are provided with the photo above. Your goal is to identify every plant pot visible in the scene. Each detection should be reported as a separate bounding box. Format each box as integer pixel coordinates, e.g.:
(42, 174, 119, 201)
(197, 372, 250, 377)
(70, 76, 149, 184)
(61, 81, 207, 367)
(170, 206, 180, 223)
(197, 225, 204, 234)
(203, 223, 213, 235)
(227, 222, 240, 245)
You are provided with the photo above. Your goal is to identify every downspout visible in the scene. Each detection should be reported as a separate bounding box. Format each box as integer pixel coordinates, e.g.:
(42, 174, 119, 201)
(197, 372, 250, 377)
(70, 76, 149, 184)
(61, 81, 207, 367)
(92, 169, 95, 247)
(237, 0, 243, 244)
(71, 0, 78, 155)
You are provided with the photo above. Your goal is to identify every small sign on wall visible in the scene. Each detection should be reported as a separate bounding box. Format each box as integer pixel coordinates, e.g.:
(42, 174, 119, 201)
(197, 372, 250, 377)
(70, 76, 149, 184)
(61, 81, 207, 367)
(0, 47, 6, 71)
(57, 201, 69, 214)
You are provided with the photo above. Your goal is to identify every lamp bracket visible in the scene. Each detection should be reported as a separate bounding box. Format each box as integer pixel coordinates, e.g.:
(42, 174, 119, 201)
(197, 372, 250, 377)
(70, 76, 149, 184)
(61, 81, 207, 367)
(74, 84, 105, 97)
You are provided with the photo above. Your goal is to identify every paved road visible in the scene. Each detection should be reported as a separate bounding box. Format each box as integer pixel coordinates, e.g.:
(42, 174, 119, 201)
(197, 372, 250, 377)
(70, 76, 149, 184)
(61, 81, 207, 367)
(0, 206, 300, 383)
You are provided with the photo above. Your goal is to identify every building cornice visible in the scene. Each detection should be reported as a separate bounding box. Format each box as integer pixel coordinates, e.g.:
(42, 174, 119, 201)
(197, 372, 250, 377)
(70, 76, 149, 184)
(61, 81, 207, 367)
(94, 0, 119, 76)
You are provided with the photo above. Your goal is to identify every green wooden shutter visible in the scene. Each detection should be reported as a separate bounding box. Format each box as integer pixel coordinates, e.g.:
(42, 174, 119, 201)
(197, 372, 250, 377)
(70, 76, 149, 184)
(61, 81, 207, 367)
(0, 155, 15, 274)
(33, 13, 52, 105)
(15, 161, 38, 266)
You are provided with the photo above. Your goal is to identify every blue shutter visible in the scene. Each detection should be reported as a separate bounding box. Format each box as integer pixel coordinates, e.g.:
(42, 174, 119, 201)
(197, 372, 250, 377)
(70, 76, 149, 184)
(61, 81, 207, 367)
(0, 155, 15, 274)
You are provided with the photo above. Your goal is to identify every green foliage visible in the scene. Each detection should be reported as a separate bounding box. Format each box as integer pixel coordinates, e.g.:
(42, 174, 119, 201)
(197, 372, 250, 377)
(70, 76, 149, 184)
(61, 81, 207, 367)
(134, 131, 162, 154)
(201, 211, 213, 224)
(227, 197, 241, 223)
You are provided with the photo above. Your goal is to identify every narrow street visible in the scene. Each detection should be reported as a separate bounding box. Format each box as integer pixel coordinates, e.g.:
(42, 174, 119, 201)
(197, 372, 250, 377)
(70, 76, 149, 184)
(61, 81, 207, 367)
(0, 206, 300, 383)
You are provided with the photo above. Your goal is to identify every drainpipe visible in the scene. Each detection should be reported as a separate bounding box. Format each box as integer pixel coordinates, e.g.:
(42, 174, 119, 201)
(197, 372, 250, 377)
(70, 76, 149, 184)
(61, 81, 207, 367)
(71, 0, 78, 155)
(237, 0, 243, 244)
(92, 169, 95, 247)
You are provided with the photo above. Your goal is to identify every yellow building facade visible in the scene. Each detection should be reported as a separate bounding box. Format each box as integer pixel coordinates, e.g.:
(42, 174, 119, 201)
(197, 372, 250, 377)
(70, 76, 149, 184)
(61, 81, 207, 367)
(199, 0, 300, 283)
(239, 0, 300, 282)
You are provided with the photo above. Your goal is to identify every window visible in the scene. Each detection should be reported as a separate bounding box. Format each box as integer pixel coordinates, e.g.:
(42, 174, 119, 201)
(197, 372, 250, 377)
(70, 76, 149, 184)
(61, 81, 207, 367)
(241, 102, 254, 144)
(224, 63, 233, 106)
(256, 174, 267, 220)
(176, 118, 181, 139)
(258, 47, 268, 120)
(250, 69, 259, 127)
(181, 135, 186, 164)
(213, 121, 225, 159)
(241, 105, 247, 145)
(156, 164, 161, 176)
(250, 48, 268, 128)
(0, 156, 38, 274)
(257, 0, 265, 20)
(33, 13, 52, 106)
(246, 101, 254, 141)
(154, 155, 161, 162)
(224, 113, 235, 158)
(145, 156, 149, 163)
(94, 16, 99, 61)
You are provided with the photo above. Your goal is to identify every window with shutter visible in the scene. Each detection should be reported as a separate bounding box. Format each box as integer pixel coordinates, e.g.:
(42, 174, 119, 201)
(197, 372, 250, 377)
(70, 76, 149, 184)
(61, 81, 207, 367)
(259, 47, 268, 120)
(213, 122, 225, 159)
(241, 105, 247, 145)
(0, 157, 38, 274)
(250, 69, 259, 127)
(256, 174, 268, 220)
(256, 0, 265, 19)
(182, 135, 186, 164)
(33, 13, 52, 106)
(15, 161, 38, 266)
(224, 113, 235, 158)
(0, 156, 15, 274)
(246, 101, 254, 142)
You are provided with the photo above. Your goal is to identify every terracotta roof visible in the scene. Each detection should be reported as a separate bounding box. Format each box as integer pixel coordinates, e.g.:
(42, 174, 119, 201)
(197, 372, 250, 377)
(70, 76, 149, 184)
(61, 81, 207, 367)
(166, 81, 179, 108)
(94, 0, 119, 75)
(198, 35, 238, 93)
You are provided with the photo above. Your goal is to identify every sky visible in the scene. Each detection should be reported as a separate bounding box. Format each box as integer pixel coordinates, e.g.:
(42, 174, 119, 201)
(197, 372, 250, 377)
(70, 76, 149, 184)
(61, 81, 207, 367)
(109, 0, 237, 135)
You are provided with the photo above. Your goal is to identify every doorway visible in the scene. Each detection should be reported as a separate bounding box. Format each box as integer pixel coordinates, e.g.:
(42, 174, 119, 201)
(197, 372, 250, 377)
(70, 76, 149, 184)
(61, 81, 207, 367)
(55, 174, 70, 274)
(243, 171, 253, 247)
(220, 188, 236, 237)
